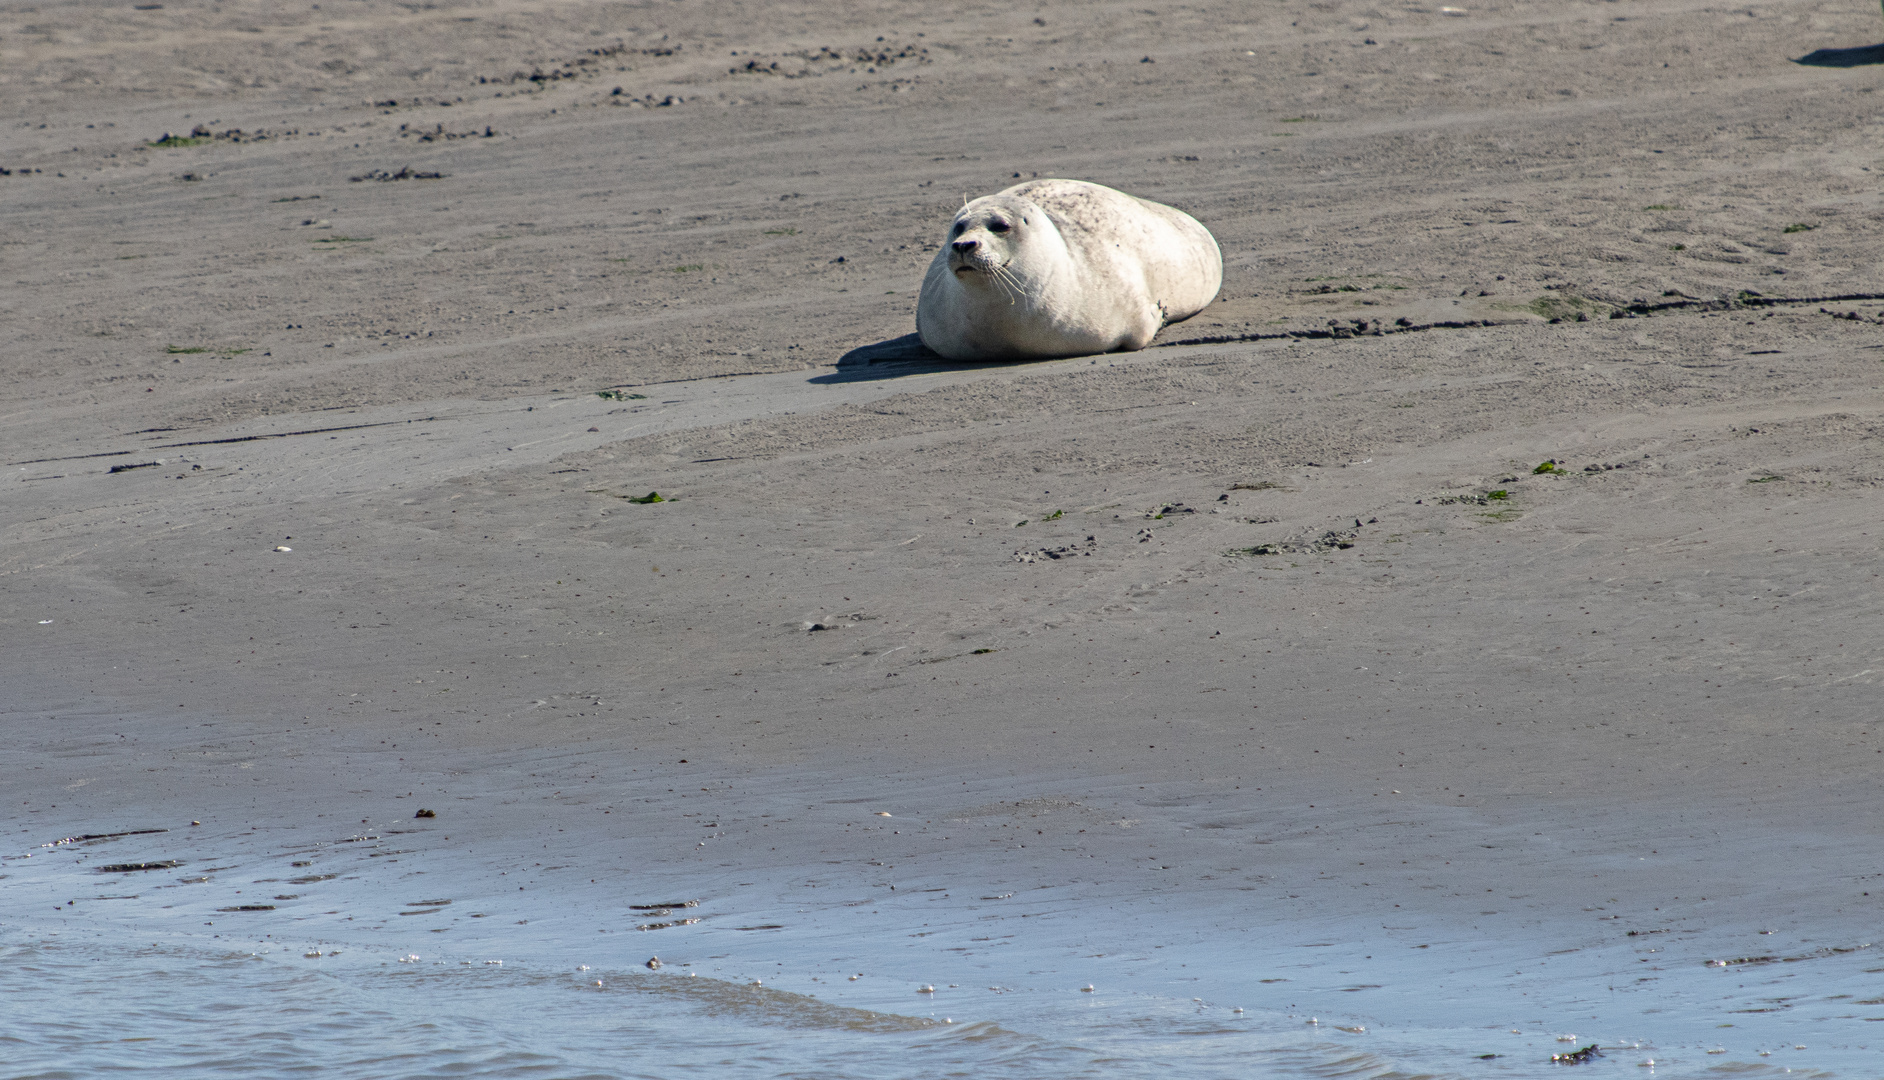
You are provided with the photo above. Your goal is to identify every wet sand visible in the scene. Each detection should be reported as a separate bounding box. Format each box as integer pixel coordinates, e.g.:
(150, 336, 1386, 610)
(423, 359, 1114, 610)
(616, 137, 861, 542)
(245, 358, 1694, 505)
(6, 0, 1884, 1074)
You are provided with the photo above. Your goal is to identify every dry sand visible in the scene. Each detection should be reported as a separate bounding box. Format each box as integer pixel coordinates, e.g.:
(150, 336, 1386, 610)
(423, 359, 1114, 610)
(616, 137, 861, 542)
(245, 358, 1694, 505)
(6, 0, 1884, 1072)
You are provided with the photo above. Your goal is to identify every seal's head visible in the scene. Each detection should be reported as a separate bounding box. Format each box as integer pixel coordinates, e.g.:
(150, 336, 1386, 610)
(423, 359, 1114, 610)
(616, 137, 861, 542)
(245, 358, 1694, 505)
(945, 196, 1035, 282)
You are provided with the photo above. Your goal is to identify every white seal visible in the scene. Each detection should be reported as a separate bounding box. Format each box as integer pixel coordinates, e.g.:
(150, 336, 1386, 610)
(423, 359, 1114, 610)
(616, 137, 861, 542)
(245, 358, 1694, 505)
(915, 179, 1222, 361)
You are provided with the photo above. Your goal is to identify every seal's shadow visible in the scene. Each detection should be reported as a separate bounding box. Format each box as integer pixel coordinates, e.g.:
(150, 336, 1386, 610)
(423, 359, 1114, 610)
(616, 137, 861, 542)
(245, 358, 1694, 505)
(1795, 43, 1884, 67)
(811, 333, 1039, 383)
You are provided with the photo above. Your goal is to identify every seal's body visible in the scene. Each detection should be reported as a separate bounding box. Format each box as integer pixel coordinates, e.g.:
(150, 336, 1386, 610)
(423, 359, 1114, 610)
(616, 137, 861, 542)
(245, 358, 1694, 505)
(916, 179, 1221, 361)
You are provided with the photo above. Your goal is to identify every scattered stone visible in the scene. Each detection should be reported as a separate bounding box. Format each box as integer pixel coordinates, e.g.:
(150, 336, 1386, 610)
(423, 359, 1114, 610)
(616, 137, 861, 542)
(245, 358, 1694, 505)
(636, 917, 701, 931)
(45, 828, 167, 847)
(349, 167, 447, 183)
(1014, 536, 1097, 562)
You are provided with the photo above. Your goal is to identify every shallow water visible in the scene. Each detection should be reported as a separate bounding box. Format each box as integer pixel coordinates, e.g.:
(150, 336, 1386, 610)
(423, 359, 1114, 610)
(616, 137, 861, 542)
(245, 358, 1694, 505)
(6, 774, 1878, 1080)
(0, 929, 1863, 1079)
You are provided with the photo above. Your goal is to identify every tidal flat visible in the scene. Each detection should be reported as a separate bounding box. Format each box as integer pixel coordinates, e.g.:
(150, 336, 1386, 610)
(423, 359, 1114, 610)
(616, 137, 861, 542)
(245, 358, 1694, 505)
(6, 0, 1884, 1074)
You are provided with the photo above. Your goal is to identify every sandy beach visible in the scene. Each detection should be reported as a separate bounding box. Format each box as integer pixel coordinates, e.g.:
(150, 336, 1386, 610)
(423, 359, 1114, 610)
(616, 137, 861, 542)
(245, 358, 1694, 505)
(6, 0, 1884, 1074)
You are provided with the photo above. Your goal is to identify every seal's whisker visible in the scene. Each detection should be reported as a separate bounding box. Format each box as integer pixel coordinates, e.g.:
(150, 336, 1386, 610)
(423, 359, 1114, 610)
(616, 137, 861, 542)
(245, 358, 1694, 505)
(1002, 264, 1030, 305)
(974, 257, 1008, 300)
(991, 265, 1017, 304)
(991, 262, 1024, 306)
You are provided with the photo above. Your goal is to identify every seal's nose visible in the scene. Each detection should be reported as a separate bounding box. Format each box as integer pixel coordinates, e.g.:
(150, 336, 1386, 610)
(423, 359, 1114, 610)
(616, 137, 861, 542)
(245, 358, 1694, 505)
(952, 239, 980, 254)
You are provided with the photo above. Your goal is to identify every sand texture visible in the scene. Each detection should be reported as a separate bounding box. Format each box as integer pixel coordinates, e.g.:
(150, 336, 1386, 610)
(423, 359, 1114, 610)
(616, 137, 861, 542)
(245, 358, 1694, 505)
(6, 0, 1884, 1074)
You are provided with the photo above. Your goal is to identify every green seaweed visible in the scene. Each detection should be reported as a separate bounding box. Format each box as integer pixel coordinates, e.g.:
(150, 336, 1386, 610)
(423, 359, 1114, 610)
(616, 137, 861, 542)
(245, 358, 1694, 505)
(971, 648, 995, 655)
(1783, 223, 1815, 234)
(1519, 293, 1609, 321)
(626, 492, 664, 504)
(148, 135, 206, 148)
(1532, 461, 1559, 474)
(1485, 489, 1510, 500)
(166, 345, 209, 354)
(1043, 509, 1063, 520)
(1227, 544, 1285, 557)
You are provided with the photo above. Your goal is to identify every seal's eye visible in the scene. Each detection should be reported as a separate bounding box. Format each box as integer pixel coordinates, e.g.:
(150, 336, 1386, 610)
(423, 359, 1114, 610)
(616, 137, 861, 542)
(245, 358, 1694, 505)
(951, 222, 966, 236)
(988, 220, 1011, 234)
